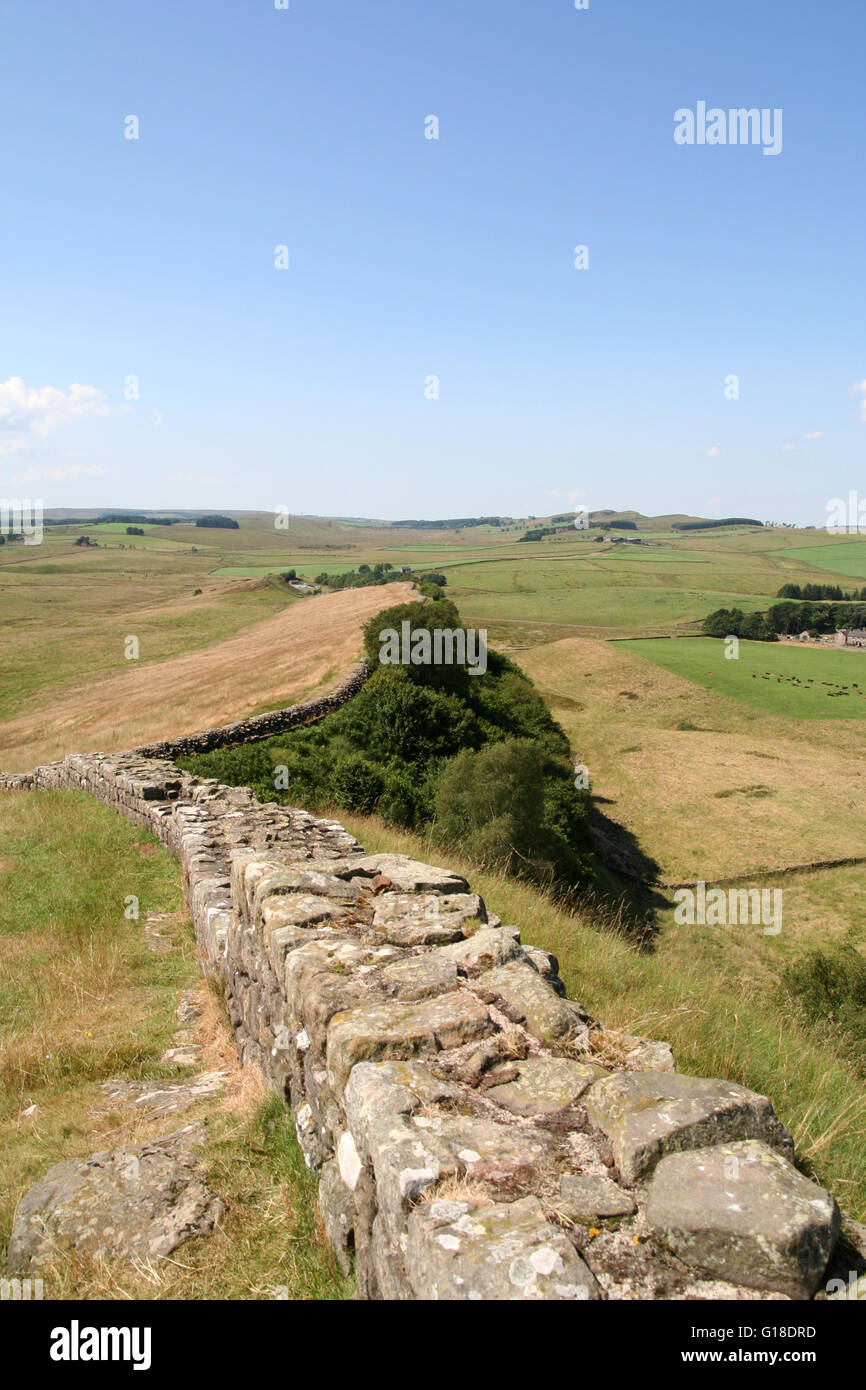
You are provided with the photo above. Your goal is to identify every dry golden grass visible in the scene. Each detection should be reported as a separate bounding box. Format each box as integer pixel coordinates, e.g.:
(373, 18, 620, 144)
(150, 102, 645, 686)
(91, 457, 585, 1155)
(0, 582, 415, 770)
(520, 636, 866, 882)
(0, 790, 351, 1300)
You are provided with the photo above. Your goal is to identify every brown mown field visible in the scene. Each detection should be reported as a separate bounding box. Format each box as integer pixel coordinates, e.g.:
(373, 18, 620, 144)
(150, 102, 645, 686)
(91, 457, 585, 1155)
(0, 583, 415, 771)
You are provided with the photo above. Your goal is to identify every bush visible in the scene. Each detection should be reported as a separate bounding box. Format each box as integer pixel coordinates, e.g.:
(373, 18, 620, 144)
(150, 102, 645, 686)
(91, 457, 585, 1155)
(380, 768, 430, 829)
(434, 740, 547, 870)
(336, 667, 480, 766)
(329, 755, 385, 813)
(783, 946, 866, 1034)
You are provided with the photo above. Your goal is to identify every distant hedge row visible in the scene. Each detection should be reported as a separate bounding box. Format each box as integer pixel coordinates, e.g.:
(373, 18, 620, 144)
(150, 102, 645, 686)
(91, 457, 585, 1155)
(673, 518, 762, 531)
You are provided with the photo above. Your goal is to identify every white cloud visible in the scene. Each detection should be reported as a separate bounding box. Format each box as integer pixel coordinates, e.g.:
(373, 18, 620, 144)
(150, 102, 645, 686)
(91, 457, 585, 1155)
(782, 442, 796, 451)
(12, 464, 108, 483)
(705, 445, 720, 457)
(850, 380, 866, 421)
(0, 376, 110, 456)
(802, 431, 823, 440)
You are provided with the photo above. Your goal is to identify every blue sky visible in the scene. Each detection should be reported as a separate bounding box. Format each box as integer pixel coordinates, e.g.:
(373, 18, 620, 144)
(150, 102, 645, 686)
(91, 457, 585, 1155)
(1, 0, 863, 523)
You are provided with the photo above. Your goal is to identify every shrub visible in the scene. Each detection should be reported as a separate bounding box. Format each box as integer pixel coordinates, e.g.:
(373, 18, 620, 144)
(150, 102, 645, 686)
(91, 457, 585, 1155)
(783, 946, 866, 1034)
(379, 768, 429, 829)
(329, 755, 385, 813)
(434, 739, 547, 870)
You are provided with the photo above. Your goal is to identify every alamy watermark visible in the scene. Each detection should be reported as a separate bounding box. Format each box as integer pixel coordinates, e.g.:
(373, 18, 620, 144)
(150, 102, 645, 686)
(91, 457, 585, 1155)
(0, 498, 43, 545)
(826, 492, 866, 534)
(1, 1277, 43, 1300)
(674, 103, 782, 157)
(674, 881, 782, 936)
(378, 621, 488, 676)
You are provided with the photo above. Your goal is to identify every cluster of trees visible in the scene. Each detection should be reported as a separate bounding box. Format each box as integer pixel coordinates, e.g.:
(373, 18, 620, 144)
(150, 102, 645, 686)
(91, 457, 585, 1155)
(704, 599, 866, 640)
(519, 526, 564, 542)
(673, 518, 762, 531)
(312, 565, 446, 598)
(314, 563, 397, 589)
(703, 608, 778, 641)
(181, 597, 594, 891)
(97, 513, 180, 526)
(195, 515, 239, 529)
(126, 526, 145, 536)
(776, 583, 865, 601)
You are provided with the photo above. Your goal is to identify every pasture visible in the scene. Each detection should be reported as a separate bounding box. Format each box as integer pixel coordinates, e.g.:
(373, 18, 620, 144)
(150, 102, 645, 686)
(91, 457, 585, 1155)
(619, 636, 866, 720)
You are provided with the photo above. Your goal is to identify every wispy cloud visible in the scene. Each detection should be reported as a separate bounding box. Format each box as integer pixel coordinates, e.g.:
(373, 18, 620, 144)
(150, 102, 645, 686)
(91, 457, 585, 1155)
(802, 430, 823, 440)
(705, 445, 720, 457)
(850, 380, 866, 421)
(0, 376, 110, 456)
(12, 463, 108, 483)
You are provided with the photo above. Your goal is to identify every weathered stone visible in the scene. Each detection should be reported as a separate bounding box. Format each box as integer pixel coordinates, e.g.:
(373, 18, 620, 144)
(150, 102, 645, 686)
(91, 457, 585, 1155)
(475, 960, 580, 1045)
(486, 1056, 602, 1117)
(522, 944, 560, 978)
(317, 1157, 354, 1274)
(176, 988, 206, 1023)
(347, 855, 470, 894)
(434, 1114, 554, 1186)
(559, 1174, 636, 1223)
(344, 1061, 463, 1169)
(625, 1038, 675, 1072)
(372, 892, 485, 946)
(382, 954, 459, 1000)
(257, 892, 352, 932)
(405, 1196, 599, 1300)
(327, 990, 493, 1091)
(585, 1071, 794, 1182)
(6, 1126, 223, 1274)
(159, 1044, 202, 1068)
(646, 1142, 840, 1298)
(343, 1064, 461, 1220)
(441, 926, 522, 977)
(336, 1130, 364, 1191)
(96, 1071, 226, 1120)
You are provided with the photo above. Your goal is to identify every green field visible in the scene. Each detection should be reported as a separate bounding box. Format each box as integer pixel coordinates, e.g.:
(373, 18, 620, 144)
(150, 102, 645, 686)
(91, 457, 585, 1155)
(777, 540, 866, 580)
(618, 636, 866, 719)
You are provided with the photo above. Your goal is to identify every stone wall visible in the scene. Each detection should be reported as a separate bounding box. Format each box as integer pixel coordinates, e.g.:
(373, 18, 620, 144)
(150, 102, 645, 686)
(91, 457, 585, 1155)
(2, 747, 863, 1300)
(133, 660, 371, 759)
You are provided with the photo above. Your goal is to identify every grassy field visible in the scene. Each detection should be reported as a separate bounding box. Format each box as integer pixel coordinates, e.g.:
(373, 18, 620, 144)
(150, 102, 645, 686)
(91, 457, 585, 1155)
(0, 790, 350, 1300)
(780, 540, 866, 580)
(619, 636, 866, 720)
(519, 635, 866, 882)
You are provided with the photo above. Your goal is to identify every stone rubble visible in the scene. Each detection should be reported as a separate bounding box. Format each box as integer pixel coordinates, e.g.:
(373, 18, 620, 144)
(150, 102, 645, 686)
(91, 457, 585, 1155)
(6, 1125, 223, 1274)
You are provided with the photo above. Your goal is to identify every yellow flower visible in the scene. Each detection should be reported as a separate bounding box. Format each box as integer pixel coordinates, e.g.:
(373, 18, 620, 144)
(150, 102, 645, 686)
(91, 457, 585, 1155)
(588, 1227, 600, 1239)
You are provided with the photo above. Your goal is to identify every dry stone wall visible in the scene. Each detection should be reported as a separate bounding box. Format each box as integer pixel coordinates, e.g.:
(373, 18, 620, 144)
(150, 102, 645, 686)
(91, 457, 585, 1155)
(133, 660, 371, 759)
(3, 734, 864, 1298)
